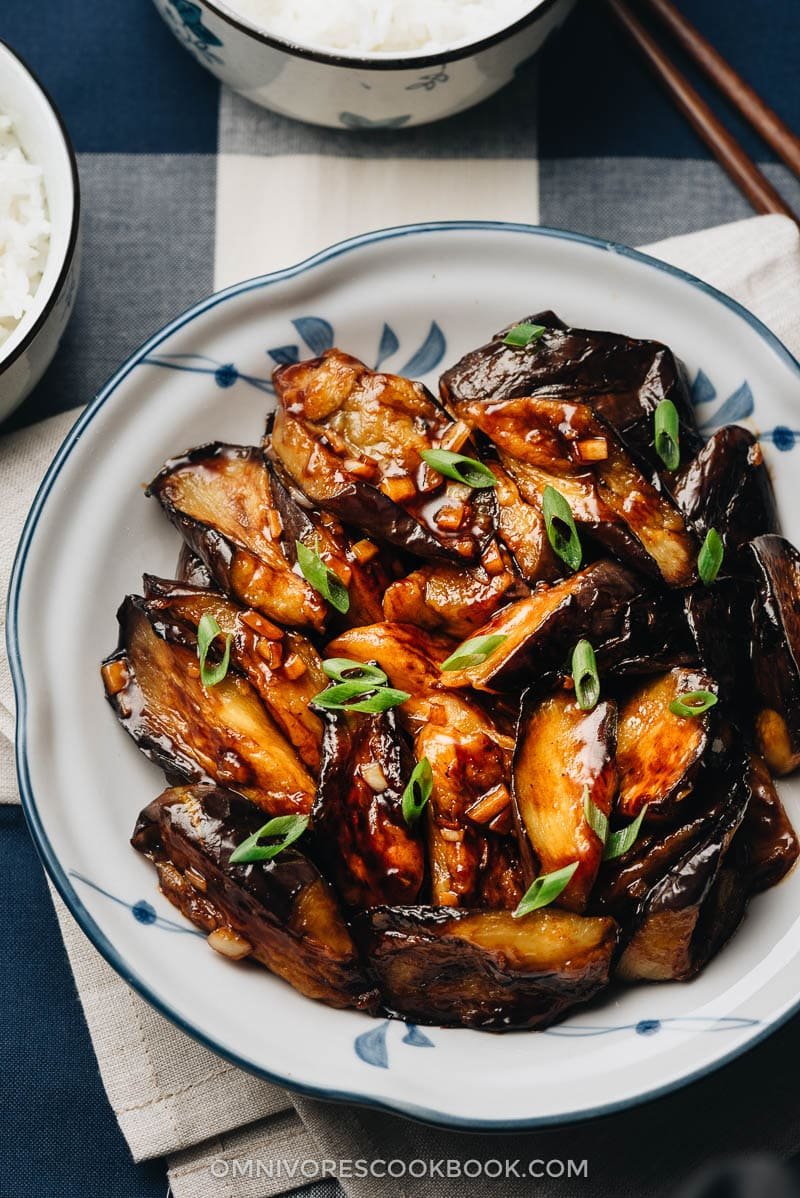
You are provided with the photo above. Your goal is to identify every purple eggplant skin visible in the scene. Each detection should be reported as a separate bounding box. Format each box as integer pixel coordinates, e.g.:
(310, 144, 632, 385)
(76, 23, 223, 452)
(355, 905, 618, 1030)
(596, 590, 696, 678)
(736, 754, 799, 894)
(673, 426, 779, 558)
(440, 310, 702, 479)
(593, 753, 751, 981)
(312, 709, 425, 909)
(132, 785, 379, 1011)
(748, 535, 800, 775)
(683, 579, 755, 710)
(175, 543, 215, 589)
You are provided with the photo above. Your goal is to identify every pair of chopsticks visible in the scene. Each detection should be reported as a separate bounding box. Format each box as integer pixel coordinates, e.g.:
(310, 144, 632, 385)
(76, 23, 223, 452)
(606, 0, 800, 225)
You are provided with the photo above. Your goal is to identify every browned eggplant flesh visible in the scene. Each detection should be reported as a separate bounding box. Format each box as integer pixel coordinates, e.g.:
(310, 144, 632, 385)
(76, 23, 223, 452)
(100, 314, 799, 1033)
(133, 784, 378, 1010)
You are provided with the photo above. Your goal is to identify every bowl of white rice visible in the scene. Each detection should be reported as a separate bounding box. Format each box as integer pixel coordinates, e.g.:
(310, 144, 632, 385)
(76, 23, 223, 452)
(0, 41, 80, 423)
(153, 0, 575, 128)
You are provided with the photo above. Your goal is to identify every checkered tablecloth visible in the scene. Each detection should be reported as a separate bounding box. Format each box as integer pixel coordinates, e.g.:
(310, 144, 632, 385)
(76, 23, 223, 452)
(2, 3, 800, 1197)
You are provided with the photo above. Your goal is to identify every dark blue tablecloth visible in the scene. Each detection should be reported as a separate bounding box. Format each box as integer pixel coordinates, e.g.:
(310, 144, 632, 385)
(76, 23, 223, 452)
(2, 2, 798, 1195)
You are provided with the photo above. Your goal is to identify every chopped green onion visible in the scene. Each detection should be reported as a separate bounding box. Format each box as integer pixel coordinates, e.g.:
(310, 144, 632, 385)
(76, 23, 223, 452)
(583, 786, 609, 846)
(197, 613, 232, 688)
(229, 814, 309, 865)
(604, 805, 649, 861)
(654, 398, 680, 471)
(401, 757, 433, 827)
(322, 658, 387, 687)
(440, 633, 508, 672)
(572, 639, 600, 711)
(542, 485, 582, 572)
(512, 862, 579, 918)
(669, 690, 718, 718)
(311, 680, 410, 714)
(698, 528, 724, 586)
(296, 541, 350, 614)
(420, 449, 497, 489)
(502, 322, 547, 348)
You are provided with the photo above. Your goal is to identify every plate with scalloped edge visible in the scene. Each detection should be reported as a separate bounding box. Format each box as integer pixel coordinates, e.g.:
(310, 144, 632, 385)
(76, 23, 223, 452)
(8, 221, 800, 1129)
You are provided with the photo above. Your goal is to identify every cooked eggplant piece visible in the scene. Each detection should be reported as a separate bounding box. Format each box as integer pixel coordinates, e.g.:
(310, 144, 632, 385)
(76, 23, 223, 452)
(140, 577, 326, 772)
(674, 426, 779, 557)
(418, 722, 523, 909)
(440, 311, 702, 478)
(456, 395, 697, 586)
(616, 667, 718, 822)
(133, 785, 378, 1010)
(595, 759, 750, 981)
(440, 559, 643, 692)
(101, 597, 316, 814)
(175, 544, 215, 588)
(148, 443, 329, 632)
(268, 460, 395, 628)
(267, 349, 495, 564)
(513, 692, 617, 912)
(491, 460, 561, 584)
(748, 535, 800, 775)
(313, 709, 425, 908)
(737, 754, 799, 893)
(596, 590, 696, 678)
(357, 905, 617, 1030)
(683, 579, 754, 708)
(382, 548, 525, 640)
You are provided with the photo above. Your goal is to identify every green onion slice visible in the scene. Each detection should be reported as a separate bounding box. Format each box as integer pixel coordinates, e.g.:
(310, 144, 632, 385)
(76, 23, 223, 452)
(420, 449, 497, 489)
(572, 639, 600, 711)
(604, 805, 649, 861)
(296, 541, 350, 614)
(502, 322, 547, 348)
(229, 814, 309, 865)
(583, 787, 609, 845)
(698, 528, 724, 586)
(542, 485, 582, 572)
(440, 633, 508, 672)
(322, 658, 388, 687)
(311, 680, 410, 713)
(654, 398, 681, 471)
(197, 613, 233, 688)
(512, 862, 579, 918)
(401, 758, 433, 827)
(669, 690, 718, 718)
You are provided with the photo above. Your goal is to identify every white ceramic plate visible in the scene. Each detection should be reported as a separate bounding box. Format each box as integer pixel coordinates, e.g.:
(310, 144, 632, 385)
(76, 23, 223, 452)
(9, 223, 800, 1129)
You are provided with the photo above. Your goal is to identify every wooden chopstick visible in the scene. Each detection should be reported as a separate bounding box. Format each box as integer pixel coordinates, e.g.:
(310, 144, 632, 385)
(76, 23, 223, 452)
(640, 0, 800, 178)
(605, 0, 798, 224)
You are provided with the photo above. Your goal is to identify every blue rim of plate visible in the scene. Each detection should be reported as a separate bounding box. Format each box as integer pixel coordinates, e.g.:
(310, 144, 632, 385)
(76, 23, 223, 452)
(8, 220, 800, 1131)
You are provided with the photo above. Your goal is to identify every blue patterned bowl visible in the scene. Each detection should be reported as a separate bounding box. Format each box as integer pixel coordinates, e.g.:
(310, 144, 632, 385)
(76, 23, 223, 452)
(151, 0, 575, 128)
(8, 223, 800, 1129)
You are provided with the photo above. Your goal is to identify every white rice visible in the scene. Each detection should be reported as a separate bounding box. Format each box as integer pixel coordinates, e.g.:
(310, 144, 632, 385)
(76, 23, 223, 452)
(0, 113, 50, 351)
(226, 0, 536, 54)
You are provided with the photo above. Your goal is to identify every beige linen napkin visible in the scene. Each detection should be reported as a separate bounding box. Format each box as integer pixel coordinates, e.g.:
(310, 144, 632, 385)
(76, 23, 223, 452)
(2, 213, 800, 1197)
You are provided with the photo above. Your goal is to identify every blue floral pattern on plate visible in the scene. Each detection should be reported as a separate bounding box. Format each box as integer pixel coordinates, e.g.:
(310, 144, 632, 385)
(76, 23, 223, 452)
(160, 0, 224, 66)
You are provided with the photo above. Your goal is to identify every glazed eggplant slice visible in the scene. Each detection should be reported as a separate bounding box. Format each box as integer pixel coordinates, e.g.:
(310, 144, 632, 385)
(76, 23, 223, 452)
(133, 785, 378, 1010)
(491, 461, 561, 584)
(616, 668, 719, 822)
(140, 577, 326, 772)
(148, 444, 328, 632)
(749, 535, 800, 775)
(267, 349, 495, 564)
(513, 692, 617, 912)
(382, 548, 525, 640)
(674, 425, 779, 557)
(101, 597, 316, 814)
(313, 709, 425, 908)
(683, 580, 754, 708)
(357, 906, 617, 1030)
(737, 754, 799, 893)
(596, 591, 696, 678)
(456, 395, 697, 586)
(417, 722, 523, 909)
(595, 759, 750, 981)
(175, 544, 215, 588)
(440, 559, 643, 692)
(440, 311, 701, 478)
(268, 460, 396, 628)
